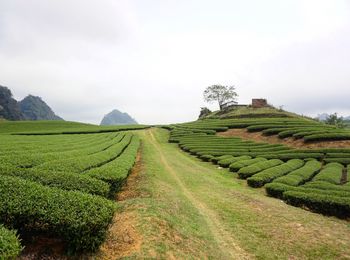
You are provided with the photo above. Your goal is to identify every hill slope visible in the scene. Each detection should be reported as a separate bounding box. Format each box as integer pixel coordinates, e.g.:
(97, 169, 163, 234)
(19, 95, 63, 120)
(203, 106, 303, 119)
(100, 109, 137, 126)
(0, 85, 23, 120)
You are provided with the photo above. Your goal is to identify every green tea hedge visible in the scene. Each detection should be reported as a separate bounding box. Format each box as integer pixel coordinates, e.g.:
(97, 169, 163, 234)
(0, 175, 116, 252)
(247, 159, 304, 188)
(237, 159, 283, 179)
(0, 164, 110, 197)
(0, 225, 22, 259)
(283, 190, 350, 218)
(273, 160, 322, 186)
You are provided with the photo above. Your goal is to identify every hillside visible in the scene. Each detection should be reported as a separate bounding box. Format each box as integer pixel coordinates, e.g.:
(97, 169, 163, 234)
(0, 117, 350, 258)
(19, 95, 63, 120)
(0, 85, 23, 120)
(100, 109, 137, 126)
(203, 106, 306, 119)
(0, 85, 63, 121)
(0, 120, 91, 134)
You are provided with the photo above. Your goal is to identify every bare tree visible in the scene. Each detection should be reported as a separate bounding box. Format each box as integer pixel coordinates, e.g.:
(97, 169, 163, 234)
(203, 85, 238, 110)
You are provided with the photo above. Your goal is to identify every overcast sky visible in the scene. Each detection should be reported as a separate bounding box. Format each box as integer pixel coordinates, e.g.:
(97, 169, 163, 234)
(0, 0, 349, 124)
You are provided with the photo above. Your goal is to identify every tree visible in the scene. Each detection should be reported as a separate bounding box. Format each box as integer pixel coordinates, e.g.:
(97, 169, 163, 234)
(325, 113, 345, 128)
(203, 85, 238, 110)
(198, 107, 211, 119)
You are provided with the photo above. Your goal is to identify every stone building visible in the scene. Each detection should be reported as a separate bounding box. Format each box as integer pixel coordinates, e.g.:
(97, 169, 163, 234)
(252, 99, 268, 108)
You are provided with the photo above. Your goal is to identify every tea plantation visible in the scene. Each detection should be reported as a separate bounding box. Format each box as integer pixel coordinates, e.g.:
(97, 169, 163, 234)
(1, 115, 350, 258)
(168, 117, 350, 218)
(0, 121, 148, 256)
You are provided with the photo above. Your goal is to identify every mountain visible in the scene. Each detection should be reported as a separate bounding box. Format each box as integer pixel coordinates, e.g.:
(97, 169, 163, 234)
(316, 113, 350, 122)
(100, 109, 137, 125)
(316, 113, 329, 121)
(19, 95, 63, 121)
(0, 85, 24, 120)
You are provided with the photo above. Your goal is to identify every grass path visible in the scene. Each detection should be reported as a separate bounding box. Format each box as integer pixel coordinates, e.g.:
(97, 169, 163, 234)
(101, 128, 350, 259)
(148, 129, 251, 259)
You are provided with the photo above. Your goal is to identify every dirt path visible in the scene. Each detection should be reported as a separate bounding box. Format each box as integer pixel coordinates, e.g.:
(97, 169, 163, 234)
(93, 128, 350, 259)
(147, 129, 252, 259)
(96, 149, 144, 259)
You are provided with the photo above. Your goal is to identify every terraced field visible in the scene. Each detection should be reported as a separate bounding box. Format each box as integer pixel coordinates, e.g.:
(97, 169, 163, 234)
(0, 122, 147, 257)
(1, 116, 350, 258)
(169, 117, 350, 218)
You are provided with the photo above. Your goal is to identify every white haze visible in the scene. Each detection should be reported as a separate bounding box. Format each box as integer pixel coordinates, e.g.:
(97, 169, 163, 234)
(0, 0, 349, 124)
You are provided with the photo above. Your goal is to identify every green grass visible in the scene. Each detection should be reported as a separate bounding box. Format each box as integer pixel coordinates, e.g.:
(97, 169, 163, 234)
(111, 128, 350, 259)
(206, 106, 301, 119)
(0, 121, 142, 255)
(1, 120, 350, 258)
(0, 120, 92, 134)
(0, 120, 149, 135)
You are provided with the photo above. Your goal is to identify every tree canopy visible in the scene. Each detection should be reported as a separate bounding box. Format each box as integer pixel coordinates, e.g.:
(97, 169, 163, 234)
(325, 113, 345, 128)
(203, 85, 238, 110)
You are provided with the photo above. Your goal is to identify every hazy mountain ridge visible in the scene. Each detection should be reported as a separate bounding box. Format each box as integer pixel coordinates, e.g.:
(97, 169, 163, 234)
(316, 113, 350, 121)
(100, 109, 137, 125)
(0, 85, 24, 120)
(19, 95, 63, 121)
(0, 85, 63, 121)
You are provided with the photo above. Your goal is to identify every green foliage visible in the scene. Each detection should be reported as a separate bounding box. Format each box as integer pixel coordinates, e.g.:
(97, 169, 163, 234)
(0, 164, 110, 197)
(258, 153, 323, 160)
(199, 107, 212, 119)
(237, 159, 283, 179)
(0, 225, 22, 259)
(86, 136, 140, 194)
(304, 133, 350, 142)
(265, 183, 294, 199)
(283, 190, 350, 218)
(15, 124, 149, 135)
(0, 175, 116, 252)
(167, 116, 350, 219)
(323, 158, 350, 164)
(247, 159, 304, 188)
(199, 154, 214, 162)
(302, 181, 350, 192)
(325, 113, 346, 128)
(211, 155, 234, 164)
(228, 157, 266, 172)
(0, 120, 91, 134)
(273, 160, 322, 186)
(218, 156, 251, 168)
(0, 121, 142, 252)
(35, 133, 133, 172)
(312, 162, 343, 184)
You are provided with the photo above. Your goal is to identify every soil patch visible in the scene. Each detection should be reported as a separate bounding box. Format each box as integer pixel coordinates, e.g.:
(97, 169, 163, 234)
(117, 149, 143, 201)
(97, 148, 144, 259)
(218, 129, 350, 149)
(96, 212, 142, 259)
(19, 236, 67, 260)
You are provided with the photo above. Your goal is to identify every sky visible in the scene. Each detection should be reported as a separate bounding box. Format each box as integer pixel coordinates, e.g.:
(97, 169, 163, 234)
(0, 0, 349, 124)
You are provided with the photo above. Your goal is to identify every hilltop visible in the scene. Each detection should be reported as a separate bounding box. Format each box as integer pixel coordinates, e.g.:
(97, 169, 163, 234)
(0, 85, 23, 120)
(19, 95, 63, 121)
(100, 109, 137, 126)
(0, 85, 63, 121)
(202, 100, 308, 120)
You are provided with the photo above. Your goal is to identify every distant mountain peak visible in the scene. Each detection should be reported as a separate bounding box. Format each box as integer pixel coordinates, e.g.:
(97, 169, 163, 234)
(19, 95, 63, 121)
(100, 109, 137, 125)
(0, 85, 24, 120)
